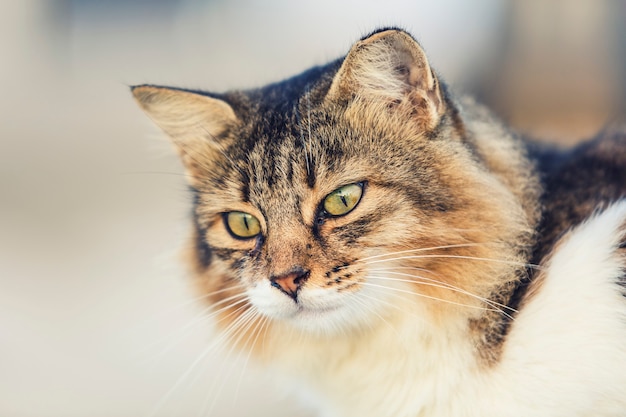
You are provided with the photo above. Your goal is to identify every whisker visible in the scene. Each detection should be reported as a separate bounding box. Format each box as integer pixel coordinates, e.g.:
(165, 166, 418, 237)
(367, 274, 515, 321)
(359, 280, 502, 313)
(353, 290, 429, 353)
(305, 279, 423, 325)
(362, 254, 541, 270)
(355, 288, 418, 318)
(148, 303, 253, 417)
(193, 308, 259, 417)
(367, 269, 517, 312)
(368, 265, 439, 275)
(139, 294, 250, 363)
(234, 312, 269, 403)
(135, 284, 246, 333)
(350, 292, 400, 336)
(353, 243, 488, 264)
(199, 308, 261, 416)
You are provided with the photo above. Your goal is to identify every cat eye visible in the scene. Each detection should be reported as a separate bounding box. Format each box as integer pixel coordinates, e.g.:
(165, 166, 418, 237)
(323, 183, 364, 217)
(225, 211, 262, 239)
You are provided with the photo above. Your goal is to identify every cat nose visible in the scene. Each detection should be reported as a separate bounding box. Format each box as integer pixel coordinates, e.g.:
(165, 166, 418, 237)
(270, 268, 310, 300)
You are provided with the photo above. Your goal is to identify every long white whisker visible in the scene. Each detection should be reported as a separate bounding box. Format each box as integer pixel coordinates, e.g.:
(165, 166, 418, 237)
(199, 308, 261, 417)
(149, 303, 253, 417)
(234, 313, 269, 403)
(133, 284, 246, 336)
(356, 288, 416, 317)
(359, 280, 501, 313)
(139, 294, 250, 364)
(139, 290, 247, 351)
(367, 270, 517, 312)
(362, 254, 541, 270)
(351, 292, 402, 335)
(367, 274, 515, 321)
(353, 243, 487, 264)
(368, 266, 438, 274)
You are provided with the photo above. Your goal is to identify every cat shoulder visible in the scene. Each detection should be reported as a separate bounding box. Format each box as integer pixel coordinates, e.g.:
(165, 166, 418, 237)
(530, 128, 626, 259)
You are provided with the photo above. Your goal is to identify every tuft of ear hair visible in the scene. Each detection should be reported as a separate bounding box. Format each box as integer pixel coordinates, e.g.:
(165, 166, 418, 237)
(326, 29, 445, 130)
(131, 85, 238, 180)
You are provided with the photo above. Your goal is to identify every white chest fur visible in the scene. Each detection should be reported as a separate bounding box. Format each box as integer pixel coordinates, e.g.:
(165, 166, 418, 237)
(277, 314, 480, 417)
(270, 202, 626, 417)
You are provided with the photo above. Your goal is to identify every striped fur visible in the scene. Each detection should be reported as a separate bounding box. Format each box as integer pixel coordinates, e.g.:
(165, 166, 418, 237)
(132, 28, 626, 416)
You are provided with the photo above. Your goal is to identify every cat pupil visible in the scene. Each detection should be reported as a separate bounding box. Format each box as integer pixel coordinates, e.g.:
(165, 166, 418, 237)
(323, 183, 364, 216)
(225, 212, 261, 238)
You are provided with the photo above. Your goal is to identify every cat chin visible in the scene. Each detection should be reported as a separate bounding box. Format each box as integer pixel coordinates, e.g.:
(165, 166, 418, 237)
(246, 280, 379, 335)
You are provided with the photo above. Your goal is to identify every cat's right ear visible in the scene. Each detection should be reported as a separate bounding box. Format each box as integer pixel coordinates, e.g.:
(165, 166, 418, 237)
(325, 29, 444, 131)
(131, 85, 238, 180)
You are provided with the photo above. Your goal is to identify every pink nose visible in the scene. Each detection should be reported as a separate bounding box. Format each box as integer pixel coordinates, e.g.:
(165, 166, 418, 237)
(270, 269, 310, 300)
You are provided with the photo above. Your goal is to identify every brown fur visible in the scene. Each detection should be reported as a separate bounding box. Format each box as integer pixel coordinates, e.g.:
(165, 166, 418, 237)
(131, 29, 624, 372)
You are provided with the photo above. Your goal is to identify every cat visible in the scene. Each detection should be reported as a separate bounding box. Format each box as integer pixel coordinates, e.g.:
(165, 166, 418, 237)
(131, 28, 626, 417)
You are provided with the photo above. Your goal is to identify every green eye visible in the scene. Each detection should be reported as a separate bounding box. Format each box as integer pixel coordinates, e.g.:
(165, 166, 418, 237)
(225, 211, 261, 239)
(323, 183, 364, 216)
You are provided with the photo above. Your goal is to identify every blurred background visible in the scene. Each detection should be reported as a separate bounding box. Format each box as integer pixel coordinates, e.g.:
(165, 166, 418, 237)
(1, 1, 625, 416)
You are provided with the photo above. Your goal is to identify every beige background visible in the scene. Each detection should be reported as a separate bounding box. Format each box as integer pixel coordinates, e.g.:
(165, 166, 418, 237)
(1, 1, 624, 416)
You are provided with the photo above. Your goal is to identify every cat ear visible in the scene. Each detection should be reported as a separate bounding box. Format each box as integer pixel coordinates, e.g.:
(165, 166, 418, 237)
(131, 85, 238, 180)
(326, 29, 444, 130)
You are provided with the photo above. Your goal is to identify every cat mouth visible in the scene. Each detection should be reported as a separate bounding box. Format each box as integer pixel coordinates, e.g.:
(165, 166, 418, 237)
(247, 282, 353, 327)
(280, 302, 351, 332)
(294, 304, 341, 317)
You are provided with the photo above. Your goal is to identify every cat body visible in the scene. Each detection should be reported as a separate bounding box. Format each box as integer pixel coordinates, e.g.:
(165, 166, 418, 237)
(132, 29, 626, 416)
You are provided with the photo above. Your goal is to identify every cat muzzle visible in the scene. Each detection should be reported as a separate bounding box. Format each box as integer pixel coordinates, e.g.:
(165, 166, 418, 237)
(270, 268, 310, 301)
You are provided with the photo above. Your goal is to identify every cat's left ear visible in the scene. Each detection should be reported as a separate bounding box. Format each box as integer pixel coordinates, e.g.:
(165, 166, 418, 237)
(131, 85, 238, 181)
(131, 85, 237, 139)
(326, 29, 444, 130)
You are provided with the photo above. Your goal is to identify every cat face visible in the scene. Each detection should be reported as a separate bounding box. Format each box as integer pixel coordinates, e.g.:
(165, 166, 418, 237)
(133, 29, 535, 337)
(193, 114, 450, 333)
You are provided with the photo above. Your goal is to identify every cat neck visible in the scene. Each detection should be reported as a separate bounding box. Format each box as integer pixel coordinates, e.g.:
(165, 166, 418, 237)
(262, 303, 482, 417)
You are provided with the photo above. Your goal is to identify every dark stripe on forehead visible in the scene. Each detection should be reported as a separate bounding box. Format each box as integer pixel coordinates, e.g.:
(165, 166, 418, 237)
(263, 138, 278, 189)
(306, 154, 317, 188)
(240, 167, 251, 202)
(248, 125, 315, 193)
(294, 91, 318, 189)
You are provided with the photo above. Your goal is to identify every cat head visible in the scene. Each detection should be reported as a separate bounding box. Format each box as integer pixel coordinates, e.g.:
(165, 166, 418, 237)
(132, 29, 535, 338)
